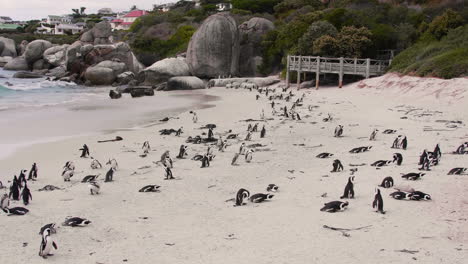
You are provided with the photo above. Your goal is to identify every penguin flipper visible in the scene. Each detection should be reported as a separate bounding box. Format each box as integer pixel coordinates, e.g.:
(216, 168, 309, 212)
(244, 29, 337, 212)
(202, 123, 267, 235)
(53, 242, 58, 250)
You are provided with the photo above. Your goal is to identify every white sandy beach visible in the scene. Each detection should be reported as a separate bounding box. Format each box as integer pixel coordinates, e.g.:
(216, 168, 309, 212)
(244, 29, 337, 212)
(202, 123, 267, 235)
(0, 74, 467, 264)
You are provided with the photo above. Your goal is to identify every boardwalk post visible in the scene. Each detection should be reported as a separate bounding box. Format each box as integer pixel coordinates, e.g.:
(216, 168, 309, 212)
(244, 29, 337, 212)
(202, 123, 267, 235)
(315, 56, 320, 90)
(365, 58, 370, 79)
(297, 56, 302, 89)
(286, 55, 290, 88)
(339, 57, 344, 88)
(354, 58, 357, 74)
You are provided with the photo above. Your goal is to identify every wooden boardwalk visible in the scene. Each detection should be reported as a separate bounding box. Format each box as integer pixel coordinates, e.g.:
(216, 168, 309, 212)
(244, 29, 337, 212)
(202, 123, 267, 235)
(286, 55, 391, 89)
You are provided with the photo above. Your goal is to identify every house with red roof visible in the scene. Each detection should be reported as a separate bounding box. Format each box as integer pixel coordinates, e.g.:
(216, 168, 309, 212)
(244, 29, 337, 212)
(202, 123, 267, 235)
(111, 10, 147, 30)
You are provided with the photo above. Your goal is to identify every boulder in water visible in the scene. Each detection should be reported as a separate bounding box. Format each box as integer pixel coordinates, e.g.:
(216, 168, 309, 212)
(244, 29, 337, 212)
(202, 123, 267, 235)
(43, 45, 69, 67)
(166, 76, 205, 90)
(13, 71, 44, 79)
(32, 59, 50, 71)
(3, 57, 29, 71)
(138, 57, 190, 85)
(0, 37, 17, 57)
(24, 40, 53, 64)
(84, 66, 115, 85)
(0, 56, 12, 67)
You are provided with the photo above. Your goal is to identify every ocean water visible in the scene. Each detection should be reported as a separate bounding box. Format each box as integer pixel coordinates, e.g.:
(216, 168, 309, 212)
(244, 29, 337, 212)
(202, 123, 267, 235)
(0, 68, 215, 160)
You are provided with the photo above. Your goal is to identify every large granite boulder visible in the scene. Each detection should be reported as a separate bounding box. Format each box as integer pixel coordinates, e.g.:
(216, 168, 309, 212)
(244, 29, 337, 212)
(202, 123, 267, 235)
(186, 13, 239, 78)
(43, 45, 69, 67)
(138, 57, 190, 85)
(116, 71, 135, 85)
(238, 17, 274, 77)
(80, 21, 112, 45)
(0, 56, 12, 67)
(46, 65, 67, 78)
(3, 57, 29, 71)
(84, 60, 126, 85)
(84, 42, 141, 74)
(24, 40, 53, 64)
(32, 59, 50, 71)
(0, 37, 17, 57)
(166, 76, 205, 90)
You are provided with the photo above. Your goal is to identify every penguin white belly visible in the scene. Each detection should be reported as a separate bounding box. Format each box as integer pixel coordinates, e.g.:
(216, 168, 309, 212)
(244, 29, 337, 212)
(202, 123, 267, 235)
(88, 184, 100, 194)
(41, 237, 54, 256)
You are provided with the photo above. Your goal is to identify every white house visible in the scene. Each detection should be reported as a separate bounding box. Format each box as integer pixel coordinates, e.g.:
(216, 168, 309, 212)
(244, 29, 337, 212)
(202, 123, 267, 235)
(46, 15, 71, 25)
(216, 3, 232, 11)
(111, 10, 147, 30)
(55, 24, 84, 35)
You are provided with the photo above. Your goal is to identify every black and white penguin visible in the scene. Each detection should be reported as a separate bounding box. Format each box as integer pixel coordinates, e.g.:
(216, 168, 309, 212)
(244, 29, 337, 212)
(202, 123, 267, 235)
(401, 172, 425, 181)
(231, 153, 240, 166)
(245, 149, 254, 163)
(391, 135, 401, 149)
(90, 159, 102, 169)
(340, 176, 355, 199)
(1, 193, 10, 210)
(175, 126, 183, 136)
(447, 167, 467, 175)
(88, 181, 100, 195)
(104, 168, 115, 182)
(379, 176, 394, 188)
(235, 188, 250, 206)
(106, 158, 118, 170)
(382, 129, 397, 134)
(316, 152, 334, 159)
(21, 183, 32, 205)
(400, 136, 408, 150)
(249, 193, 274, 203)
(454, 143, 467, 154)
(9, 180, 20, 200)
(177, 145, 188, 159)
(28, 163, 38, 180)
(39, 228, 58, 259)
(433, 144, 442, 159)
(63, 161, 75, 171)
(331, 159, 344, 172)
(192, 154, 203, 161)
(62, 217, 91, 227)
(371, 160, 392, 167)
(239, 143, 246, 155)
(164, 163, 174, 179)
(208, 127, 214, 139)
(62, 169, 74, 182)
(39, 223, 57, 235)
(2, 207, 29, 216)
(372, 188, 385, 214)
(349, 146, 372, 153)
(139, 185, 161, 192)
(79, 144, 90, 158)
(393, 153, 403, 165)
(410, 191, 431, 201)
(201, 154, 210, 168)
(252, 123, 259, 132)
(389, 191, 412, 200)
(334, 125, 343, 137)
(322, 113, 332, 122)
(81, 174, 100, 183)
(320, 201, 349, 213)
(370, 129, 378, 141)
(266, 184, 279, 192)
(18, 169, 27, 188)
(141, 141, 151, 157)
(260, 126, 266, 138)
(418, 150, 431, 170)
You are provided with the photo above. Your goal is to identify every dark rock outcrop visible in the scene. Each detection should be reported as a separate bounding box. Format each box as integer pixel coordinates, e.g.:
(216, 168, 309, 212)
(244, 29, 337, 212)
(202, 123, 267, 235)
(166, 76, 205, 90)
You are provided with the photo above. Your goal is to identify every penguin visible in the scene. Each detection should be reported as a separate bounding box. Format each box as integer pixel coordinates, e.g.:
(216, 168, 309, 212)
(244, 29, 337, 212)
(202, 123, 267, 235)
(389, 191, 412, 200)
(393, 153, 403, 165)
(63, 161, 75, 171)
(372, 188, 385, 214)
(192, 154, 203, 161)
(433, 144, 442, 159)
(418, 150, 430, 170)
(340, 176, 355, 199)
(0, 193, 10, 210)
(334, 125, 343, 137)
(252, 123, 259, 132)
(231, 153, 240, 166)
(249, 193, 274, 203)
(247, 123, 252, 132)
(400, 136, 408, 150)
(62, 169, 74, 182)
(177, 145, 188, 159)
(260, 126, 266, 138)
(316, 152, 334, 158)
(371, 160, 392, 167)
(139, 185, 161, 192)
(18, 169, 27, 188)
(21, 183, 32, 205)
(369, 129, 378, 141)
(245, 131, 252, 141)
(383, 129, 397, 134)
(349, 146, 372, 153)
(104, 168, 114, 182)
(2, 207, 29, 216)
(401, 172, 425, 181)
(28, 163, 38, 180)
(79, 144, 90, 158)
(164, 163, 174, 179)
(235, 188, 250, 206)
(90, 159, 102, 169)
(239, 143, 246, 155)
(201, 154, 210, 168)
(141, 141, 151, 157)
(192, 112, 198, 123)
(322, 114, 332, 122)
(62, 217, 91, 227)
(331, 159, 344, 172)
(320, 201, 349, 213)
(39, 228, 58, 259)
(410, 191, 431, 201)
(454, 143, 467, 154)
(266, 184, 279, 192)
(391, 136, 401, 149)
(296, 113, 301, 120)
(39, 223, 57, 235)
(379, 176, 394, 188)
(88, 181, 100, 195)
(245, 149, 254, 163)
(164, 155, 173, 169)
(226, 134, 238, 140)
(106, 158, 118, 170)
(9, 180, 20, 200)
(447, 167, 467, 175)
(81, 174, 100, 183)
(208, 127, 214, 139)
(175, 126, 183, 136)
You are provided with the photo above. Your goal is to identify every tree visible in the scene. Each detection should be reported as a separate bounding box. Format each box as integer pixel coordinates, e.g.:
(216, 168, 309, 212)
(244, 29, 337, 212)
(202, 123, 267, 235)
(297, 21, 338, 55)
(232, 0, 281, 14)
(336, 26, 372, 57)
(427, 9, 464, 40)
(80, 7, 86, 15)
(130, 5, 138, 11)
(395, 23, 418, 50)
(313, 35, 339, 56)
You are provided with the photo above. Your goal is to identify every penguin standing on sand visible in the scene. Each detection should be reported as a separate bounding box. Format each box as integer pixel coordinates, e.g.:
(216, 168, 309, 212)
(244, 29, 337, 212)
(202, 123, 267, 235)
(231, 153, 240, 165)
(208, 127, 214, 139)
(245, 131, 252, 141)
(334, 125, 343, 137)
(433, 144, 441, 159)
(239, 143, 246, 155)
(331, 159, 344, 172)
(88, 181, 100, 195)
(391, 136, 401, 149)
(201, 154, 210, 168)
(393, 153, 403, 165)
(419, 150, 431, 170)
(104, 168, 114, 182)
(80, 144, 90, 158)
(245, 149, 254, 163)
(39, 228, 58, 259)
(370, 129, 378, 141)
(9, 180, 20, 200)
(247, 124, 252, 132)
(252, 123, 259, 132)
(192, 112, 198, 123)
(21, 183, 32, 205)
(177, 145, 188, 159)
(90, 159, 102, 169)
(28, 163, 38, 180)
(235, 188, 250, 206)
(164, 163, 174, 180)
(400, 136, 408, 150)
(340, 176, 355, 199)
(372, 188, 385, 214)
(1, 193, 10, 210)
(141, 141, 151, 156)
(18, 170, 27, 188)
(260, 126, 266, 138)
